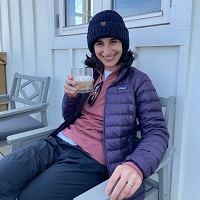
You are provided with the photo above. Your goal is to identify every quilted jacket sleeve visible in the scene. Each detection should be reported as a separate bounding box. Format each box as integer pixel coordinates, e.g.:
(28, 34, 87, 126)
(126, 71, 169, 179)
(62, 94, 82, 121)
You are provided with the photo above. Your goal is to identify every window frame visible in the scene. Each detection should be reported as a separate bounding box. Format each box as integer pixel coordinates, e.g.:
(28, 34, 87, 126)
(49, 0, 171, 49)
(58, 0, 171, 36)
(58, 0, 94, 35)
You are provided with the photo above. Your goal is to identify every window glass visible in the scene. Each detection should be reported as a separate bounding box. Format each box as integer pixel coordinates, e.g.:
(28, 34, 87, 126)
(65, 0, 93, 27)
(112, 0, 161, 17)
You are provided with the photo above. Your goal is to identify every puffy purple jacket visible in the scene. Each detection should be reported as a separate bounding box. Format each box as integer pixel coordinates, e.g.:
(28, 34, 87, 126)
(51, 66, 169, 199)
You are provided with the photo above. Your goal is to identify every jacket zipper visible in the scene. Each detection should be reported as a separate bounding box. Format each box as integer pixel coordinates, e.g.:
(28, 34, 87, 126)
(103, 66, 130, 176)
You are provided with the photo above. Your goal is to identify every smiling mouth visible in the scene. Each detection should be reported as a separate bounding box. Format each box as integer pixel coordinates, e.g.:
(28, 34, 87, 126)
(103, 54, 115, 60)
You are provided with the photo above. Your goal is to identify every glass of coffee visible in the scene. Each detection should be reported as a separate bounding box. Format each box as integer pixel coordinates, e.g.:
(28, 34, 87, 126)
(71, 68, 93, 93)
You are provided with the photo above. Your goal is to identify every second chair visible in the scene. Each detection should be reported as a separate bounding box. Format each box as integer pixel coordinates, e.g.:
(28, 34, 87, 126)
(0, 72, 50, 148)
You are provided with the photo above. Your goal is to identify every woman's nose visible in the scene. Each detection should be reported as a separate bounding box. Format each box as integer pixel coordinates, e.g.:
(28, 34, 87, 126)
(103, 44, 111, 54)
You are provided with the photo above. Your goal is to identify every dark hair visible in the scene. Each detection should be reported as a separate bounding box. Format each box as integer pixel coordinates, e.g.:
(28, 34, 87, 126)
(84, 47, 137, 70)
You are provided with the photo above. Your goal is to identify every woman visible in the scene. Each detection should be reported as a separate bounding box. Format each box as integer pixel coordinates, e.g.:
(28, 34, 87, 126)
(0, 10, 169, 200)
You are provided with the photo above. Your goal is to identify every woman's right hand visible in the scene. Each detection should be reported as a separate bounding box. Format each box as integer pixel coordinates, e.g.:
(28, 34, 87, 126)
(64, 75, 79, 98)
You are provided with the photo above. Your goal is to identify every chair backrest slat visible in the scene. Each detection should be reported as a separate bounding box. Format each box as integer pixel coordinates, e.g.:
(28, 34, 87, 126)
(9, 73, 50, 108)
(160, 96, 176, 145)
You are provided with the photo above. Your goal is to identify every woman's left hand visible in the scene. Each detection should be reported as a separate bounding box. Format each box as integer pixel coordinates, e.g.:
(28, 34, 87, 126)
(105, 164, 142, 200)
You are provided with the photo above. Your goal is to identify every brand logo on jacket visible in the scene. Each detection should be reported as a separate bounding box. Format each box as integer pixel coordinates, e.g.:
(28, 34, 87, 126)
(117, 86, 128, 90)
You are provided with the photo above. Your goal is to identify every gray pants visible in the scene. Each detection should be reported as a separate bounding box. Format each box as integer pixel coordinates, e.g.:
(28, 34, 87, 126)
(0, 136, 108, 200)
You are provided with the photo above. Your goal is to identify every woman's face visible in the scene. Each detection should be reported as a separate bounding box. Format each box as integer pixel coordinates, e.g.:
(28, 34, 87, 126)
(94, 37, 123, 71)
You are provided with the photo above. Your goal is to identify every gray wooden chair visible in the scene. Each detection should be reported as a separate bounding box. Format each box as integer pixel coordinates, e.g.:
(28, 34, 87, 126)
(0, 72, 50, 148)
(7, 96, 176, 200)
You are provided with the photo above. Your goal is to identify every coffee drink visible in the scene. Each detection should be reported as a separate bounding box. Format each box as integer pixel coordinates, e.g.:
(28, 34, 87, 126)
(71, 68, 93, 93)
(74, 76, 93, 93)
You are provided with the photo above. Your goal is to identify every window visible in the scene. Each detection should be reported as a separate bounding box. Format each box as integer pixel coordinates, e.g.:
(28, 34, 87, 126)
(58, 0, 170, 36)
(64, 0, 93, 27)
(112, 0, 161, 17)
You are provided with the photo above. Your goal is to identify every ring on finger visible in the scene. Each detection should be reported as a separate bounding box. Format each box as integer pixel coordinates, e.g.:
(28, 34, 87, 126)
(127, 181, 134, 187)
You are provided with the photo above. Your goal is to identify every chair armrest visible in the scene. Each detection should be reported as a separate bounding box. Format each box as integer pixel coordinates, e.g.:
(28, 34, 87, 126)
(156, 145, 175, 171)
(74, 180, 110, 200)
(0, 103, 48, 122)
(0, 94, 9, 103)
(7, 124, 58, 152)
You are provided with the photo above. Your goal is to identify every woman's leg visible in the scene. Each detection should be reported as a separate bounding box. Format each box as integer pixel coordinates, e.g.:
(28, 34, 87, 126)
(0, 136, 59, 200)
(18, 139, 108, 200)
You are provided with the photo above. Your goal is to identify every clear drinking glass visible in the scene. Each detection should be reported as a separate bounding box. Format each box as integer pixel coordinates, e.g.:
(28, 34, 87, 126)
(71, 68, 93, 93)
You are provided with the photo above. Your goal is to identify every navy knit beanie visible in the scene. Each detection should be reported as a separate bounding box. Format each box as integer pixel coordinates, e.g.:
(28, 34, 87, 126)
(87, 10, 129, 53)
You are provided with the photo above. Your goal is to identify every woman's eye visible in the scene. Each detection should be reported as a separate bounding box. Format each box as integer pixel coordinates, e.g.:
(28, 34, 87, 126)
(111, 40, 118, 44)
(95, 42, 102, 46)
